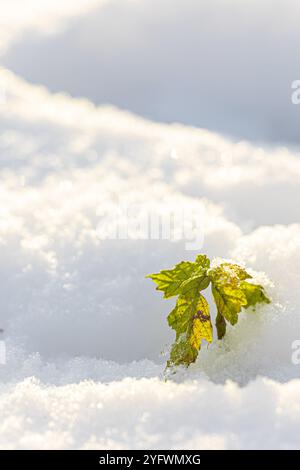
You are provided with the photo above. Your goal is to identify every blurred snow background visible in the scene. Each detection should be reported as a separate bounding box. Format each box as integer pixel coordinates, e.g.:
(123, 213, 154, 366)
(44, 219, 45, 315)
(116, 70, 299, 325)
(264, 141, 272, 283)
(3, 0, 300, 144)
(0, 0, 300, 450)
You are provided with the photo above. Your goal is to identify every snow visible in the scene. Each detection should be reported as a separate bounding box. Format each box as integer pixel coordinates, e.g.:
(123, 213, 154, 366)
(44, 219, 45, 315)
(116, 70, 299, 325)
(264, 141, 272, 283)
(0, 0, 105, 55)
(0, 4, 300, 448)
(4, 0, 300, 144)
(1, 377, 300, 450)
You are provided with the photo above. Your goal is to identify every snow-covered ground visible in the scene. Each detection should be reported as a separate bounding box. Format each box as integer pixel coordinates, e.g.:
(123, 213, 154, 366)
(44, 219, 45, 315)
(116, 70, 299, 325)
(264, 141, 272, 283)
(1, 0, 300, 450)
(0, 69, 300, 449)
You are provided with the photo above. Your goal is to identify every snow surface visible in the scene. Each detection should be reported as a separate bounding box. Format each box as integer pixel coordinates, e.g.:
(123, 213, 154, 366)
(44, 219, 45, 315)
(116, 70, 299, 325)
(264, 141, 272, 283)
(0, 0, 105, 55)
(4, 0, 300, 144)
(0, 66, 300, 448)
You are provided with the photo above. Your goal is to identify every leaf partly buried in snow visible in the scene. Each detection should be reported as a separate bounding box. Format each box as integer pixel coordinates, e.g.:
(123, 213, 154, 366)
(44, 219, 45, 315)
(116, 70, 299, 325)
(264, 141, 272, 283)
(210, 262, 270, 326)
(147, 255, 271, 371)
(240, 280, 271, 308)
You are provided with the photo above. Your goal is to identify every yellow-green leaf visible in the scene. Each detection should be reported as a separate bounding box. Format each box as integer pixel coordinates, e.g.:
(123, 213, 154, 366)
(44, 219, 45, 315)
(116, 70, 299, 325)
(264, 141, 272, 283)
(210, 262, 270, 329)
(167, 293, 212, 367)
(211, 284, 246, 325)
(147, 255, 271, 371)
(240, 281, 271, 308)
(147, 254, 210, 299)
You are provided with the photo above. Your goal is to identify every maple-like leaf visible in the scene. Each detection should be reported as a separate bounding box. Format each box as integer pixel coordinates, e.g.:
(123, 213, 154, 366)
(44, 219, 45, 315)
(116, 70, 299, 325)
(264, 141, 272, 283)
(147, 255, 271, 371)
(209, 262, 270, 327)
(167, 293, 212, 367)
(146, 254, 210, 299)
(240, 280, 271, 309)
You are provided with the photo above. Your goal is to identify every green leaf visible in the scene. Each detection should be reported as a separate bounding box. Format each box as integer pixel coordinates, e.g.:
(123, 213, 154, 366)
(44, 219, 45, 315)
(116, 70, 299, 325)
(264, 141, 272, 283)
(210, 262, 270, 329)
(217, 263, 252, 281)
(240, 281, 271, 308)
(209, 263, 251, 286)
(146, 254, 210, 299)
(167, 293, 212, 367)
(211, 284, 247, 325)
(147, 255, 271, 371)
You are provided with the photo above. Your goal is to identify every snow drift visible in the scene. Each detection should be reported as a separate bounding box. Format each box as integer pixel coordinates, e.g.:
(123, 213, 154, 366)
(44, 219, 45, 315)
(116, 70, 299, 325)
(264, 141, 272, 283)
(4, 0, 300, 144)
(0, 68, 300, 449)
